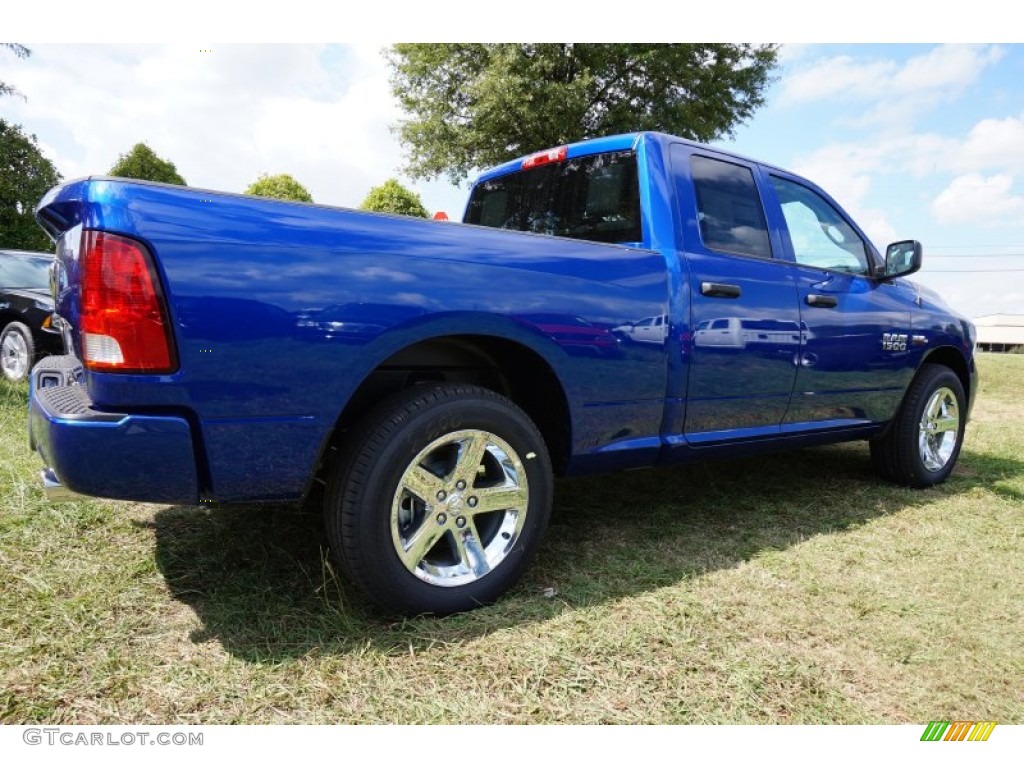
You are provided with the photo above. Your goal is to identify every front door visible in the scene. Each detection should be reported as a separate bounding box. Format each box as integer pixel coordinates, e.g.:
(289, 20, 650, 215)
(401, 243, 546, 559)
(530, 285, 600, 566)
(765, 172, 914, 427)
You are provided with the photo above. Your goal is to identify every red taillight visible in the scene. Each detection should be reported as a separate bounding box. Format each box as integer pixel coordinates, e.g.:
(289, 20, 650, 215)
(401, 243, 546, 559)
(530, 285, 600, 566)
(521, 145, 567, 169)
(80, 230, 177, 373)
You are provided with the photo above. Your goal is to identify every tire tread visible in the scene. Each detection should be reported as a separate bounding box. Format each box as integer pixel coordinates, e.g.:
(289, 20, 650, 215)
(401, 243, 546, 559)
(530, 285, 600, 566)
(870, 363, 965, 488)
(323, 383, 551, 615)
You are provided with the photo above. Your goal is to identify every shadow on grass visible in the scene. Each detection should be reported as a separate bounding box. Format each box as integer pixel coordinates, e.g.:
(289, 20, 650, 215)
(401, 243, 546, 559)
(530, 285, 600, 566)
(145, 443, 1023, 662)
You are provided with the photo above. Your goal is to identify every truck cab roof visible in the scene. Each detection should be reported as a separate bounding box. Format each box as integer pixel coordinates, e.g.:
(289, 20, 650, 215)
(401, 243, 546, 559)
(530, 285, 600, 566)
(472, 131, 784, 185)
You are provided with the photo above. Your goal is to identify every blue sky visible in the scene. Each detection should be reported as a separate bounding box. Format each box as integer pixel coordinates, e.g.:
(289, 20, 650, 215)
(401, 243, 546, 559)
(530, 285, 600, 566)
(723, 44, 1024, 319)
(2, 41, 1021, 319)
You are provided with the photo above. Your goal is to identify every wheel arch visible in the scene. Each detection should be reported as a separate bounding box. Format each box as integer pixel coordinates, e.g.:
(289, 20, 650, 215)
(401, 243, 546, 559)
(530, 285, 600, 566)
(318, 332, 573, 482)
(873, 344, 972, 444)
(920, 345, 972, 405)
(0, 312, 22, 332)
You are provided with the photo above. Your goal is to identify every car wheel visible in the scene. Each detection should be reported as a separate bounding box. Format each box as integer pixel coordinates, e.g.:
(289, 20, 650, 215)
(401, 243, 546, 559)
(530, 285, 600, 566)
(0, 322, 35, 383)
(870, 363, 966, 488)
(325, 384, 553, 616)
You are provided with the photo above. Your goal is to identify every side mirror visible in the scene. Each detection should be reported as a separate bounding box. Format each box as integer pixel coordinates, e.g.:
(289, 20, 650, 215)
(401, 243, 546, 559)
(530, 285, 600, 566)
(883, 240, 922, 279)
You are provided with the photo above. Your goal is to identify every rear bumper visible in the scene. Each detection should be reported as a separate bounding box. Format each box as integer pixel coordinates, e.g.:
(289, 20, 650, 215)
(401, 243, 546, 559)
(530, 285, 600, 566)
(39, 466, 82, 502)
(29, 355, 199, 504)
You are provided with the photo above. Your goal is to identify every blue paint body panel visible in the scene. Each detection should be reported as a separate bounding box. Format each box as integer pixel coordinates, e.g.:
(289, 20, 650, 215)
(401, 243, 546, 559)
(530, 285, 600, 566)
(30, 132, 977, 504)
(29, 378, 198, 503)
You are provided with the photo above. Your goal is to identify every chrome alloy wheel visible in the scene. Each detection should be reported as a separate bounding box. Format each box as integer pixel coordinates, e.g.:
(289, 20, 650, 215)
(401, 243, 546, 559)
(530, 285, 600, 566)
(390, 429, 530, 587)
(918, 386, 960, 472)
(1, 329, 29, 381)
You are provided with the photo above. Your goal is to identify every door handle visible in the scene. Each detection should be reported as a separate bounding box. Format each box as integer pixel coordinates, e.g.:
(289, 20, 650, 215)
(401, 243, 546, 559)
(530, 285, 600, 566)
(806, 294, 838, 308)
(701, 282, 741, 299)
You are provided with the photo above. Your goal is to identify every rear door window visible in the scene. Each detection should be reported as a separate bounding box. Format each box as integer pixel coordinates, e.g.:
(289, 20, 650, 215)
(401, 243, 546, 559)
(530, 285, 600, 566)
(690, 155, 772, 259)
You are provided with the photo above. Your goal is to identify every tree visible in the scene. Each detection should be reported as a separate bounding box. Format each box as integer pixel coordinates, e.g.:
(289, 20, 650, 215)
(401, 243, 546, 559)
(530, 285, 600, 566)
(244, 173, 313, 203)
(109, 143, 186, 185)
(1, 44, 30, 100)
(0, 119, 62, 251)
(388, 44, 778, 183)
(359, 178, 429, 218)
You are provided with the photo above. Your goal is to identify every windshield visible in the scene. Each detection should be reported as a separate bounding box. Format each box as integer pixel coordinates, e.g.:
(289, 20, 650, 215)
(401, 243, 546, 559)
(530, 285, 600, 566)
(465, 150, 642, 245)
(0, 255, 51, 290)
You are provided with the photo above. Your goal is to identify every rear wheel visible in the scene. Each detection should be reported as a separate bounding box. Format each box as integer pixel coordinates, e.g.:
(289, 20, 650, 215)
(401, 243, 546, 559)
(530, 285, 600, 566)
(870, 363, 966, 487)
(324, 384, 553, 616)
(1, 322, 35, 383)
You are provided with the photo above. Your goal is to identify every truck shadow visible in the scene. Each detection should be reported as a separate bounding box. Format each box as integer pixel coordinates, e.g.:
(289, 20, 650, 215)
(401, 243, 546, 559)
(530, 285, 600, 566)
(146, 443, 1021, 662)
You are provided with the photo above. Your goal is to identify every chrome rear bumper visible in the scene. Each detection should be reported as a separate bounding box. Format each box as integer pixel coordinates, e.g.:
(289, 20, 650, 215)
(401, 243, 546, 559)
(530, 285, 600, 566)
(39, 466, 83, 502)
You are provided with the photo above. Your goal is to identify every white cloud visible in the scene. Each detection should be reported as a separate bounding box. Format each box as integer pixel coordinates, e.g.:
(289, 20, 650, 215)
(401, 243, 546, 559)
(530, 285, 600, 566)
(781, 55, 895, 103)
(954, 116, 1024, 175)
(900, 134, 961, 176)
(791, 109, 1024, 243)
(2, 44, 467, 213)
(912, 274, 1024, 320)
(775, 44, 817, 65)
(931, 174, 1024, 225)
(790, 144, 899, 248)
(890, 44, 1004, 93)
(792, 113, 1024, 185)
(781, 44, 1003, 106)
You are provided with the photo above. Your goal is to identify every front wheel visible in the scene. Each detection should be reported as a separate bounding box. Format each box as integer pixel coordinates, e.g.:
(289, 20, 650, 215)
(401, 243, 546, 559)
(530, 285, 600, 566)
(324, 384, 553, 616)
(871, 363, 966, 488)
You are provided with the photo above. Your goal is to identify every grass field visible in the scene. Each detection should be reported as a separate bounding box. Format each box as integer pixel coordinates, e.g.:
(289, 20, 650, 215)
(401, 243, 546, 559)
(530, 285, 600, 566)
(1, 354, 1021, 724)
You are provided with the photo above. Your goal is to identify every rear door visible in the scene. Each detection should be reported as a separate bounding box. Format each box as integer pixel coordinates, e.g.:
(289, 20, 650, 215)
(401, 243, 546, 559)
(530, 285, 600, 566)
(670, 145, 802, 443)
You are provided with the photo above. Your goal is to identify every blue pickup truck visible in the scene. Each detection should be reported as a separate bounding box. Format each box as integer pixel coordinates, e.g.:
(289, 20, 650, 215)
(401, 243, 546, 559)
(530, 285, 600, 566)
(30, 132, 977, 615)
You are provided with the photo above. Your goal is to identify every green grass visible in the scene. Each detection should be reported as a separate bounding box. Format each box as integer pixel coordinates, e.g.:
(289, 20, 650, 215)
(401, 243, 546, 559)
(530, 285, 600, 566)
(1, 355, 1022, 724)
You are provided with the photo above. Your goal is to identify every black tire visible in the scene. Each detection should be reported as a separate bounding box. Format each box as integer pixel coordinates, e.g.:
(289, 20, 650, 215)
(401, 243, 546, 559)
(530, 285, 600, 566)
(324, 384, 553, 616)
(870, 363, 966, 488)
(0, 321, 35, 383)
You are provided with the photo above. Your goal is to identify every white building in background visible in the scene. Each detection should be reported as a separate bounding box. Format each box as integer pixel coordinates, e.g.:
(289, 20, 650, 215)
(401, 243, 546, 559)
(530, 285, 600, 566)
(974, 314, 1024, 353)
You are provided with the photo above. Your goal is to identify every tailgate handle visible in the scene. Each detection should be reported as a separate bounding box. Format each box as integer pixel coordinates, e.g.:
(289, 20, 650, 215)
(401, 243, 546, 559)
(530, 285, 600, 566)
(701, 282, 741, 299)
(806, 294, 838, 308)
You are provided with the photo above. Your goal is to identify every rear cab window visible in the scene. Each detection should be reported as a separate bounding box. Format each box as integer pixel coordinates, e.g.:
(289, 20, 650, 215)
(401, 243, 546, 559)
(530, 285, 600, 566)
(465, 150, 642, 245)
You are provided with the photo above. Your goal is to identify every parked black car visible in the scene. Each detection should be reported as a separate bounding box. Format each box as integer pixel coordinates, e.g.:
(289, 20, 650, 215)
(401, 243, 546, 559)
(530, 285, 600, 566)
(0, 250, 63, 382)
